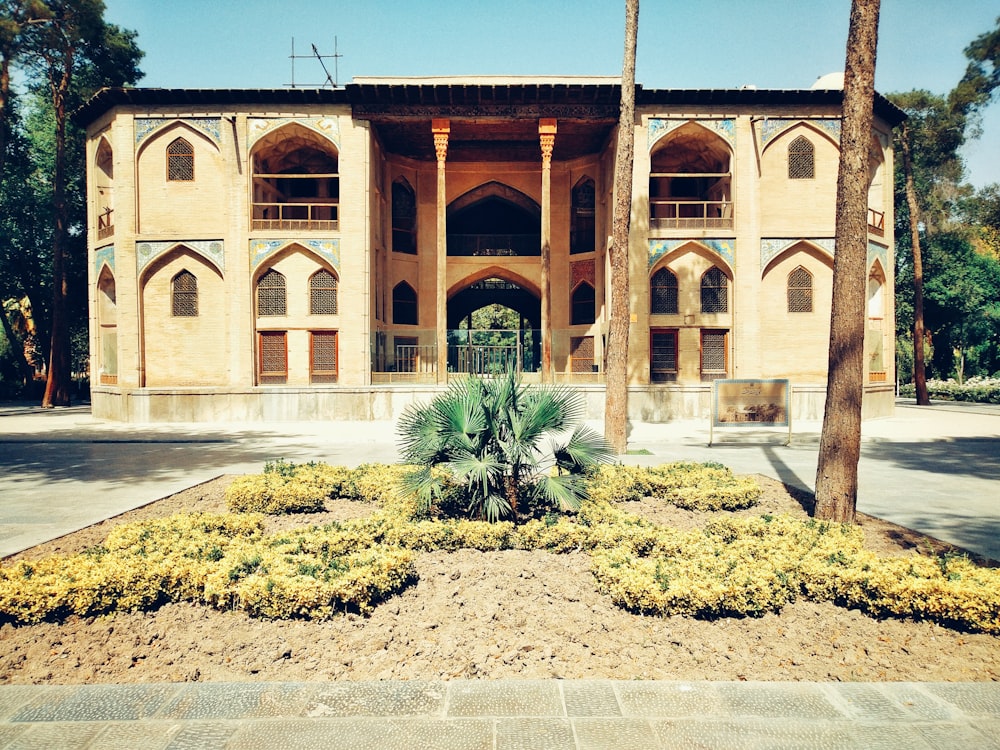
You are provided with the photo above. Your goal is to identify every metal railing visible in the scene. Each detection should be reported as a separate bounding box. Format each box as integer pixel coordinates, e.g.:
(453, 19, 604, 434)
(447, 233, 541, 257)
(252, 202, 339, 231)
(649, 200, 734, 230)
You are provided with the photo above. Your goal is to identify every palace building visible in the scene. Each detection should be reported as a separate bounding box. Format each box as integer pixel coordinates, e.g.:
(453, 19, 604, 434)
(77, 76, 903, 423)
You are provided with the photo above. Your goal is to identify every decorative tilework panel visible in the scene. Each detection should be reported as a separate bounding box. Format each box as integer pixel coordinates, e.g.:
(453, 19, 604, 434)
(759, 118, 841, 147)
(136, 240, 224, 275)
(760, 238, 835, 270)
(135, 118, 222, 146)
(247, 117, 341, 148)
(571, 259, 595, 288)
(648, 118, 735, 149)
(649, 239, 735, 269)
(95, 245, 115, 275)
(868, 241, 888, 272)
(250, 239, 341, 271)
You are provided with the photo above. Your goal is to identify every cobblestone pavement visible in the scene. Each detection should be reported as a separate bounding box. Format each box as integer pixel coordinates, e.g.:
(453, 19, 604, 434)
(1, 680, 999, 749)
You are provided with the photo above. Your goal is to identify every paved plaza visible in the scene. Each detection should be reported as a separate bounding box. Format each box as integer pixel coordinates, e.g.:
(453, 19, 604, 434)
(1, 399, 998, 748)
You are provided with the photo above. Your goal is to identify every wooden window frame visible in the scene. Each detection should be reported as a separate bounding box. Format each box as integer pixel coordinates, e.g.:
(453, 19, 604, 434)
(171, 270, 198, 317)
(787, 266, 813, 313)
(569, 335, 595, 373)
(258, 331, 287, 385)
(256, 269, 287, 317)
(391, 178, 417, 254)
(650, 267, 679, 315)
(309, 269, 339, 315)
(788, 135, 815, 180)
(700, 328, 729, 382)
(166, 137, 194, 182)
(650, 328, 678, 383)
(700, 267, 729, 314)
(570, 177, 596, 255)
(310, 330, 339, 384)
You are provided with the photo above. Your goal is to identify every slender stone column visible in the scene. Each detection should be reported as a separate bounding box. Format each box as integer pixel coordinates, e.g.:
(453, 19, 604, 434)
(432, 119, 450, 383)
(539, 118, 557, 382)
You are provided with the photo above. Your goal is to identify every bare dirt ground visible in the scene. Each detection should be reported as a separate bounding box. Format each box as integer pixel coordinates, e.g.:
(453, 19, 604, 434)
(1, 475, 997, 685)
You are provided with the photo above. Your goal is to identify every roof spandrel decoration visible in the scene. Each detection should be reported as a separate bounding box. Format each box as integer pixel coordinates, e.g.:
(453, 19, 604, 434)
(95, 245, 115, 275)
(247, 117, 341, 149)
(759, 118, 841, 147)
(250, 239, 341, 271)
(760, 238, 836, 269)
(648, 118, 735, 149)
(137, 240, 225, 275)
(135, 118, 222, 146)
(649, 239, 735, 269)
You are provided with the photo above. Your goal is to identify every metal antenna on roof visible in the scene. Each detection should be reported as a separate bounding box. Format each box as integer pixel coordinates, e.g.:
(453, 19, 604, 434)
(287, 37, 342, 88)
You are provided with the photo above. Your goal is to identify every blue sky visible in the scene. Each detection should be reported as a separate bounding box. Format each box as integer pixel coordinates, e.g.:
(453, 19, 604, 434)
(102, 0, 998, 188)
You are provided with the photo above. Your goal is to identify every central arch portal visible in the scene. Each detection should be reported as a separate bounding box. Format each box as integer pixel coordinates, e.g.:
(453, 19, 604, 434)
(447, 278, 540, 374)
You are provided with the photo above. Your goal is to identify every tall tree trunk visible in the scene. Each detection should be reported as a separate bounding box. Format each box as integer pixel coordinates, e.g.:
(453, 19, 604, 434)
(0, 301, 35, 384)
(42, 62, 72, 408)
(604, 0, 638, 455)
(899, 122, 930, 405)
(814, 0, 881, 524)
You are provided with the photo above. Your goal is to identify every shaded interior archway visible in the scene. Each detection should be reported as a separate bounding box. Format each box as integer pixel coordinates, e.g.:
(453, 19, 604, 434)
(446, 276, 541, 373)
(650, 122, 733, 229)
(447, 182, 541, 256)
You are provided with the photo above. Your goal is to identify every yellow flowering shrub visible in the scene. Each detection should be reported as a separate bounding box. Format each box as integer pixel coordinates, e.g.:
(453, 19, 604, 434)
(225, 473, 329, 514)
(2, 462, 999, 634)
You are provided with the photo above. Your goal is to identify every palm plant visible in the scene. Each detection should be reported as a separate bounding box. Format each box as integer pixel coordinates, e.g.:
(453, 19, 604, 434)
(397, 367, 614, 522)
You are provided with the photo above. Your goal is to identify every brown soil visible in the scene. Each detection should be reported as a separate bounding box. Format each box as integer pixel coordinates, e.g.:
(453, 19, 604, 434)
(1, 475, 997, 685)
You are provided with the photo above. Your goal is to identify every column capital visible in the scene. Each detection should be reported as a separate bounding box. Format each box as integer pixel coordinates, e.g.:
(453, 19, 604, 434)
(432, 119, 450, 163)
(539, 118, 557, 165)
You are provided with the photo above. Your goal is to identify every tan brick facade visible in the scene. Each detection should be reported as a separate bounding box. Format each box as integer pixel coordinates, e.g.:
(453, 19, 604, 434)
(82, 79, 901, 422)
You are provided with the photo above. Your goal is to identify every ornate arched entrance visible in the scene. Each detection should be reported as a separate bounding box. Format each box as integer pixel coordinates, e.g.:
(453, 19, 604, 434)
(447, 277, 541, 373)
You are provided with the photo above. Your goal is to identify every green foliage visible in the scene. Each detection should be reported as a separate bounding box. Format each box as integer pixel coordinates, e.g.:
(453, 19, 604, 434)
(397, 367, 614, 522)
(2, 462, 999, 633)
(899, 376, 1000, 403)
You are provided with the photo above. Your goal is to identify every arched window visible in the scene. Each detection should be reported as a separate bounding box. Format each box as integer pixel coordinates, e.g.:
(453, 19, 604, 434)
(787, 266, 813, 313)
(309, 269, 338, 315)
(392, 178, 417, 254)
(570, 178, 595, 254)
(701, 267, 728, 313)
(392, 282, 418, 325)
(650, 267, 678, 314)
(256, 269, 286, 316)
(788, 135, 815, 179)
(171, 270, 198, 317)
(167, 137, 194, 181)
(571, 282, 595, 325)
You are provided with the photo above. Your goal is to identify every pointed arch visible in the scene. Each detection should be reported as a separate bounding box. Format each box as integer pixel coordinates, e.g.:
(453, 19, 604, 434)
(392, 176, 417, 254)
(447, 181, 540, 219)
(393, 281, 418, 326)
(787, 135, 815, 179)
(787, 266, 813, 313)
(97, 266, 118, 384)
(447, 265, 542, 300)
(256, 268, 287, 317)
(867, 260, 888, 379)
(761, 239, 834, 277)
(171, 269, 198, 316)
(571, 176, 596, 254)
(700, 266, 729, 314)
(309, 268, 339, 315)
(95, 136, 113, 179)
(649, 122, 733, 229)
(166, 137, 194, 181)
(650, 266, 679, 314)
(571, 281, 595, 325)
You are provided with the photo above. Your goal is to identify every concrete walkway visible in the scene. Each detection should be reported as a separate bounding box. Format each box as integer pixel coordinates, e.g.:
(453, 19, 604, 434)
(1, 399, 998, 560)
(1, 680, 999, 749)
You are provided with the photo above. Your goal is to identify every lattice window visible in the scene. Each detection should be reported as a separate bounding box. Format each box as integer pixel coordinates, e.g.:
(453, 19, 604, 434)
(392, 282, 418, 325)
(788, 135, 815, 179)
(571, 282, 595, 325)
(309, 269, 338, 315)
(392, 179, 417, 254)
(310, 331, 338, 383)
(787, 266, 813, 313)
(650, 267, 678, 314)
(701, 267, 728, 313)
(258, 331, 287, 384)
(650, 329, 678, 382)
(171, 270, 198, 317)
(256, 269, 286, 316)
(701, 329, 728, 381)
(569, 336, 595, 373)
(167, 137, 194, 181)
(571, 178, 596, 254)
